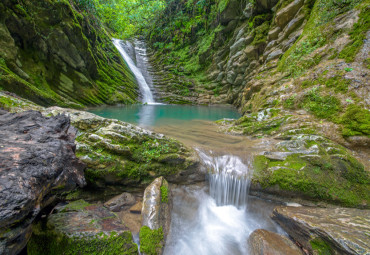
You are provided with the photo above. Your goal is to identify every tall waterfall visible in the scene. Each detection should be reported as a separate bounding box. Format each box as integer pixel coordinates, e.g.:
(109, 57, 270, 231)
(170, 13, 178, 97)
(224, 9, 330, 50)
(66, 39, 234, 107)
(112, 39, 155, 104)
(198, 150, 251, 208)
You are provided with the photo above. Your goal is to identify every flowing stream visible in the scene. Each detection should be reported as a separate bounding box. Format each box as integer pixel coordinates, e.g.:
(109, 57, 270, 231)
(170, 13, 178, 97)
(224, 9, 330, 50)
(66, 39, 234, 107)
(101, 40, 285, 254)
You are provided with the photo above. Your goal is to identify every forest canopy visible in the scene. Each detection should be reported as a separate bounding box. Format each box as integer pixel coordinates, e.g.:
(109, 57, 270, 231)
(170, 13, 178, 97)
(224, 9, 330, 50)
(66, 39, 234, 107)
(72, 0, 166, 38)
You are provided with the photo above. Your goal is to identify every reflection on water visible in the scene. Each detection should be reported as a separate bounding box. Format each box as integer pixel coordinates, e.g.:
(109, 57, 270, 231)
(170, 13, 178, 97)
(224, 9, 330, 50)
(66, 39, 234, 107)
(89, 104, 240, 128)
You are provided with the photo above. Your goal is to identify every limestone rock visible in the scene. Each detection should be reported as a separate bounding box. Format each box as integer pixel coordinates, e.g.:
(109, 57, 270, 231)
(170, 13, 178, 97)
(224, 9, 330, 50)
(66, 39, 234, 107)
(248, 229, 302, 255)
(104, 192, 136, 212)
(275, 0, 304, 28)
(0, 110, 85, 255)
(272, 206, 370, 255)
(27, 200, 138, 254)
(130, 202, 143, 214)
(230, 38, 248, 56)
(268, 27, 281, 41)
(266, 49, 283, 62)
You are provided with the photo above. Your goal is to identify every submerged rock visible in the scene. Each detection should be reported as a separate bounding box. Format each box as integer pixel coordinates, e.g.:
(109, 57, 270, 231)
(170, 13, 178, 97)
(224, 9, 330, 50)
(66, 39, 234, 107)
(248, 229, 302, 255)
(27, 200, 138, 254)
(272, 206, 370, 255)
(0, 110, 85, 255)
(140, 177, 172, 255)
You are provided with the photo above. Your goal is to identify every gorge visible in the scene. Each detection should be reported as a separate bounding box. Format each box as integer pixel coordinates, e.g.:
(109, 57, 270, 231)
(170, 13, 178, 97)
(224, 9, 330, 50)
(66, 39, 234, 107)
(0, 0, 369, 254)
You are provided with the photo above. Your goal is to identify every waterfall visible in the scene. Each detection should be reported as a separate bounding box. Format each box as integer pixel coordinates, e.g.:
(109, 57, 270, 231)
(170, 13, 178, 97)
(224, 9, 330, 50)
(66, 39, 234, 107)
(112, 39, 155, 104)
(197, 150, 251, 208)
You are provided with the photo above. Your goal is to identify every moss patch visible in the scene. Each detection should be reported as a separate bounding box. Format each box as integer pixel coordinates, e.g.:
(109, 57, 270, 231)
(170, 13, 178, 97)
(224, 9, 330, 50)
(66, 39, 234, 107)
(340, 104, 370, 137)
(139, 226, 164, 255)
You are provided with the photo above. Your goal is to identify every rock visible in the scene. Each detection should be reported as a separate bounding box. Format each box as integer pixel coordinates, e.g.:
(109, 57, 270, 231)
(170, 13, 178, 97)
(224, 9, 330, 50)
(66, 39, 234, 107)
(220, 0, 242, 25)
(227, 71, 237, 84)
(230, 38, 248, 56)
(248, 229, 302, 255)
(244, 45, 260, 60)
(272, 206, 370, 255)
(255, 0, 279, 12)
(0, 111, 85, 255)
(140, 177, 172, 255)
(104, 192, 136, 212)
(130, 202, 143, 214)
(268, 27, 281, 41)
(27, 200, 138, 254)
(266, 49, 283, 62)
(280, 13, 305, 41)
(42, 106, 204, 188)
(275, 0, 304, 28)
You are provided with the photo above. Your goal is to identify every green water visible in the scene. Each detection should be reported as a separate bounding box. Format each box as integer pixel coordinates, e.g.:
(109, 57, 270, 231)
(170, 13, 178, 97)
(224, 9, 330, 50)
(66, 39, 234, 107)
(89, 104, 240, 128)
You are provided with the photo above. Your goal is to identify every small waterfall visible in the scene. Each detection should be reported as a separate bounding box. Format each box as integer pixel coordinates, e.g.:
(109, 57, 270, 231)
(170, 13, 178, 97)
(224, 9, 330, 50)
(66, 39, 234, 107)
(112, 39, 155, 104)
(198, 150, 251, 208)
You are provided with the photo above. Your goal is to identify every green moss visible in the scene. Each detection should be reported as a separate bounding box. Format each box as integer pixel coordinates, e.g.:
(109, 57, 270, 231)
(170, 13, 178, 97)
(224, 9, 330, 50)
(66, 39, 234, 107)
(139, 226, 164, 255)
(283, 94, 296, 109)
(340, 104, 370, 137)
(61, 200, 91, 212)
(252, 21, 270, 45)
(252, 149, 370, 207)
(322, 75, 350, 93)
(310, 238, 333, 255)
(339, 4, 370, 62)
(301, 88, 342, 120)
(28, 224, 138, 255)
(160, 184, 168, 203)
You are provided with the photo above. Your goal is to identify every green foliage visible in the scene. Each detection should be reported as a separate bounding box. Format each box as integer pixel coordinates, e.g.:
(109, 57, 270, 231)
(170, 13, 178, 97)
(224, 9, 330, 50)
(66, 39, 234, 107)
(340, 104, 370, 137)
(139, 226, 164, 255)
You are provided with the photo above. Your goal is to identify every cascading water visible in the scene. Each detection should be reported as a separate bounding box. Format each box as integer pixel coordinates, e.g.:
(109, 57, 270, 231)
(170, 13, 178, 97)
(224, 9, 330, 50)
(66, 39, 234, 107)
(198, 150, 250, 208)
(164, 150, 283, 255)
(112, 39, 155, 104)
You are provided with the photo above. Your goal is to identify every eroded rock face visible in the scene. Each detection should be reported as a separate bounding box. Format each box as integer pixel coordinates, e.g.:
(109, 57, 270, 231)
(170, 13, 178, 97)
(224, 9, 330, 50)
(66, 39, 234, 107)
(248, 229, 302, 255)
(27, 200, 138, 255)
(272, 206, 370, 255)
(0, 110, 85, 255)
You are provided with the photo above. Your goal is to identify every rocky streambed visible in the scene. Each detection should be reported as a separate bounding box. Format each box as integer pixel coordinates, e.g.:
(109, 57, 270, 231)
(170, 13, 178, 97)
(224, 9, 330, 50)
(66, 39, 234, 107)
(0, 92, 369, 254)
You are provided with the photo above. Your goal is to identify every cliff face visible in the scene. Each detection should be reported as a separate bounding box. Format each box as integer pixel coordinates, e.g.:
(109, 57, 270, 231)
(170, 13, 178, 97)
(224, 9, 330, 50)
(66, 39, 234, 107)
(148, 0, 369, 147)
(0, 0, 138, 108)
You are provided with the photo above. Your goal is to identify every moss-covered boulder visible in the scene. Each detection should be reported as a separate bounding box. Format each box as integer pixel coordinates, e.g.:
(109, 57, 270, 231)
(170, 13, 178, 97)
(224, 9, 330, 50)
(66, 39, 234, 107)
(218, 108, 369, 207)
(251, 133, 369, 207)
(28, 200, 138, 255)
(272, 206, 370, 254)
(0, 0, 138, 108)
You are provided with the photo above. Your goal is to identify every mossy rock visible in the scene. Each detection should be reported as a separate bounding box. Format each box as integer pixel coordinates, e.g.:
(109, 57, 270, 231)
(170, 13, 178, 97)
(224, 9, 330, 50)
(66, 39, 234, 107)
(252, 134, 370, 207)
(27, 200, 138, 255)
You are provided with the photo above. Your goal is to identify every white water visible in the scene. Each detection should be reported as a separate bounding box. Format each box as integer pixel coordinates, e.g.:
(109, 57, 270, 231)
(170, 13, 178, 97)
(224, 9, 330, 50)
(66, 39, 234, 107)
(164, 151, 284, 255)
(112, 39, 155, 104)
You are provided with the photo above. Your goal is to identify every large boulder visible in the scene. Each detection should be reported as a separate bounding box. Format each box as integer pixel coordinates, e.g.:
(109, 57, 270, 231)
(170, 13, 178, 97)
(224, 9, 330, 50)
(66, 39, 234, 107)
(272, 206, 370, 255)
(140, 177, 172, 255)
(27, 200, 138, 254)
(43, 106, 203, 188)
(0, 110, 85, 255)
(248, 229, 302, 255)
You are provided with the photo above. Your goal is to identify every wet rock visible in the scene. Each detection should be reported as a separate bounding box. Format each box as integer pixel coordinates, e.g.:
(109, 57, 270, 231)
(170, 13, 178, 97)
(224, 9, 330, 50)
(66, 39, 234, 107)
(275, 0, 304, 28)
(130, 202, 143, 214)
(0, 111, 85, 255)
(141, 177, 172, 255)
(104, 192, 136, 212)
(272, 206, 370, 255)
(27, 200, 138, 254)
(248, 229, 302, 255)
